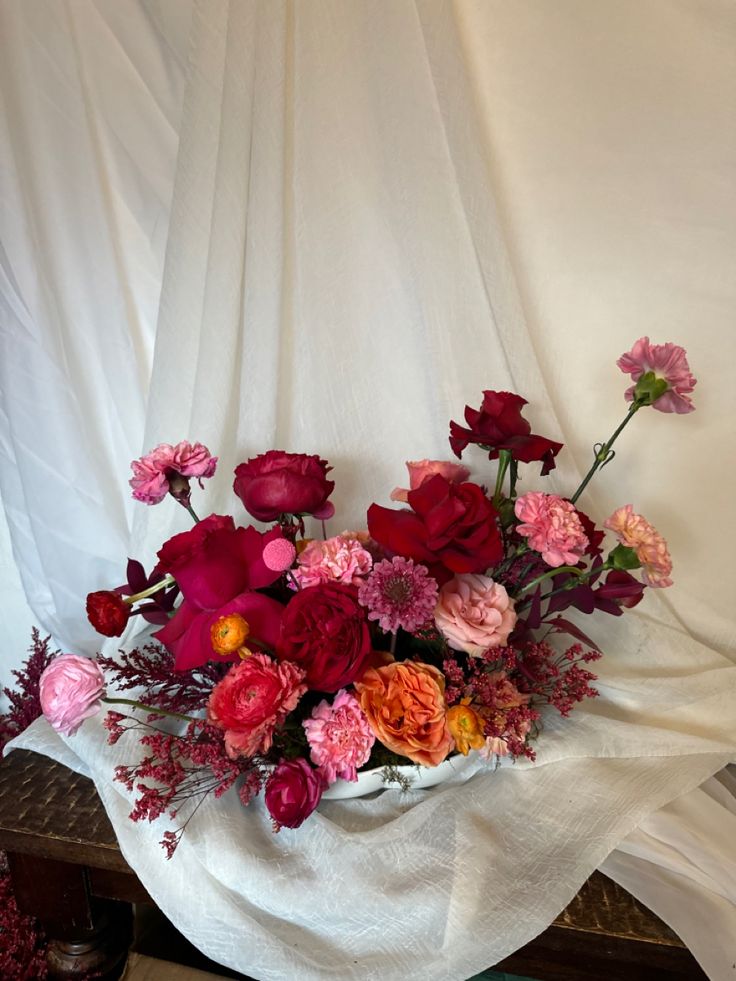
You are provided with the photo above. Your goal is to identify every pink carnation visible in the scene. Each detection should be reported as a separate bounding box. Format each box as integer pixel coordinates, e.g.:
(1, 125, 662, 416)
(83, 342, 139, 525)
(39, 654, 106, 736)
(130, 441, 218, 505)
(292, 533, 373, 589)
(303, 689, 376, 783)
(514, 492, 589, 568)
(390, 459, 471, 503)
(434, 574, 516, 656)
(617, 337, 696, 414)
(604, 505, 673, 588)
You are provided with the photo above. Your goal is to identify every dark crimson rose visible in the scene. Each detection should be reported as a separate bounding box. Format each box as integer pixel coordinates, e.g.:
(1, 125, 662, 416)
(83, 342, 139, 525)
(233, 451, 335, 522)
(276, 583, 371, 692)
(86, 591, 129, 637)
(449, 391, 563, 475)
(264, 758, 325, 829)
(367, 474, 503, 578)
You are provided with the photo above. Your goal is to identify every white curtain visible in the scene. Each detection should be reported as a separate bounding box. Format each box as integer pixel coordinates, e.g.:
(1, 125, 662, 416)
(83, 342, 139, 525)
(2, 2, 735, 979)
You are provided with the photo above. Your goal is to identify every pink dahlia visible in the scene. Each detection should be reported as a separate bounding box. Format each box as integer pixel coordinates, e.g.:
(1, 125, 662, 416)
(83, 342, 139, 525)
(130, 441, 218, 505)
(604, 505, 673, 588)
(292, 533, 373, 589)
(303, 689, 376, 783)
(358, 556, 439, 633)
(514, 492, 589, 568)
(617, 337, 696, 414)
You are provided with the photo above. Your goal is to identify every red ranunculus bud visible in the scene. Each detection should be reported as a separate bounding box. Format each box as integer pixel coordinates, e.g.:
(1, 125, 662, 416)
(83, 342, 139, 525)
(86, 590, 130, 637)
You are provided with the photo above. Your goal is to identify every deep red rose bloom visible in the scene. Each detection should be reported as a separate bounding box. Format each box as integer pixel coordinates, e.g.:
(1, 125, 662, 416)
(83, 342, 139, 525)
(86, 591, 129, 637)
(233, 451, 335, 522)
(449, 391, 563, 475)
(276, 583, 371, 692)
(264, 758, 325, 829)
(367, 474, 503, 578)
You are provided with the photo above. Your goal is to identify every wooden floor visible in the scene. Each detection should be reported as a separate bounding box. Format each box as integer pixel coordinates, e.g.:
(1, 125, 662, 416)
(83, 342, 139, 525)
(123, 953, 230, 980)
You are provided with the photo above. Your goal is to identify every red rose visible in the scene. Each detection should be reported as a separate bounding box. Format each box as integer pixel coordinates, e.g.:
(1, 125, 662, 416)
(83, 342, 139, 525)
(86, 591, 129, 637)
(276, 583, 371, 692)
(450, 391, 563, 475)
(233, 451, 335, 522)
(264, 758, 325, 829)
(367, 474, 503, 578)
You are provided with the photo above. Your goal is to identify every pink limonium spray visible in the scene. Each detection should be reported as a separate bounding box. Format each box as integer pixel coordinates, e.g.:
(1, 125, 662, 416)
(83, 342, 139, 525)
(130, 440, 218, 521)
(303, 689, 375, 783)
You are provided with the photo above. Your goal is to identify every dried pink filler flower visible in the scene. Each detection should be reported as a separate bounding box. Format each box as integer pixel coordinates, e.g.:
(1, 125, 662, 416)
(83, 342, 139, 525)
(130, 441, 218, 504)
(292, 533, 373, 589)
(604, 505, 673, 588)
(514, 493, 589, 568)
(358, 556, 439, 633)
(303, 689, 375, 783)
(617, 337, 696, 414)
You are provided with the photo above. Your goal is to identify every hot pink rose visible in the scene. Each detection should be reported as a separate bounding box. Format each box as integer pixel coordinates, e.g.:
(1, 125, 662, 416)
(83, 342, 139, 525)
(130, 441, 217, 504)
(514, 492, 589, 568)
(264, 758, 325, 829)
(390, 459, 471, 503)
(617, 337, 696, 414)
(434, 574, 516, 656)
(39, 655, 106, 736)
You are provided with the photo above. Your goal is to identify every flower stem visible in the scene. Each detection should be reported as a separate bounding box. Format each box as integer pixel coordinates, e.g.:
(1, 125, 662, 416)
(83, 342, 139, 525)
(493, 450, 512, 506)
(183, 503, 200, 524)
(102, 697, 198, 724)
(126, 574, 176, 605)
(569, 402, 641, 505)
(517, 565, 586, 596)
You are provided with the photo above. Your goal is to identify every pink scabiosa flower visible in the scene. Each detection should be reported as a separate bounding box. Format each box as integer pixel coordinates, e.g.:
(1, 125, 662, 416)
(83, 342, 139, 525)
(514, 492, 589, 568)
(130, 441, 218, 505)
(617, 337, 696, 414)
(39, 654, 106, 736)
(390, 459, 471, 503)
(434, 574, 516, 656)
(303, 689, 376, 783)
(358, 556, 439, 633)
(604, 505, 673, 588)
(292, 533, 373, 589)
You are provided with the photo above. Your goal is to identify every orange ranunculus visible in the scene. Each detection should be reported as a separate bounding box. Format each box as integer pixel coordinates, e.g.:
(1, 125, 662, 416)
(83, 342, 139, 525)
(210, 614, 250, 655)
(446, 702, 486, 756)
(354, 660, 452, 767)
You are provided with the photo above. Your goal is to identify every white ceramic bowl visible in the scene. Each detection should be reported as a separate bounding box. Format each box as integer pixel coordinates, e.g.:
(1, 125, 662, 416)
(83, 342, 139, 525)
(321, 753, 476, 800)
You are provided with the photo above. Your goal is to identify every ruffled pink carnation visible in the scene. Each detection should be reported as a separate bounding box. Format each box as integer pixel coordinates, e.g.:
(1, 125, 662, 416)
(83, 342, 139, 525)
(390, 459, 471, 503)
(292, 533, 373, 589)
(434, 574, 516, 656)
(303, 689, 376, 783)
(358, 556, 439, 633)
(604, 505, 673, 588)
(514, 492, 589, 568)
(130, 441, 218, 504)
(617, 337, 696, 414)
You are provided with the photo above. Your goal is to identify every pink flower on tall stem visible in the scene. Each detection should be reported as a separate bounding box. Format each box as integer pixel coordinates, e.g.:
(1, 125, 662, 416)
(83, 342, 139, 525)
(514, 493, 589, 568)
(130, 441, 218, 505)
(358, 556, 439, 633)
(617, 337, 696, 414)
(303, 690, 375, 783)
(604, 505, 673, 588)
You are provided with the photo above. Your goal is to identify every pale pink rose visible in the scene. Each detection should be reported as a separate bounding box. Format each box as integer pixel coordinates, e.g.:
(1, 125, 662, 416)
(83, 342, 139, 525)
(434, 575, 516, 656)
(303, 689, 376, 783)
(292, 533, 373, 589)
(514, 492, 589, 568)
(617, 337, 696, 414)
(129, 441, 218, 504)
(604, 505, 673, 588)
(390, 459, 471, 502)
(39, 655, 106, 736)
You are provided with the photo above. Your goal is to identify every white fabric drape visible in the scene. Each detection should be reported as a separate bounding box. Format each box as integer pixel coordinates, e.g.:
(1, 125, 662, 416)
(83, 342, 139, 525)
(2, 2, 736, 980)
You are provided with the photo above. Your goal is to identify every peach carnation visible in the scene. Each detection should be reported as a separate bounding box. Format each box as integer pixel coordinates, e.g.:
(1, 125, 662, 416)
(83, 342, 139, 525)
(514, 492, 589, 567)
(292, 533, 373, 589)
(354, 660, 452, 767)
(604, 505, 673, 588)
(434, 574, 516, 656)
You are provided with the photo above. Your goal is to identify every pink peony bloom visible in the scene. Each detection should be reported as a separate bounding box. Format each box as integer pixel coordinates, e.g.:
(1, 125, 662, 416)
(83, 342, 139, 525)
(358, 556, 439, 633)
(39, 654, 106, 736)
(604, 505, 673, 588)
(303, 689, 376, 783)
(617, 337, 696, 414)
(130, 441, 218, 504)
(390, 459, 471, 503)
(292, 533, 373, 589)
(434, 575, 516, 656)
(514, 492, 589, 568)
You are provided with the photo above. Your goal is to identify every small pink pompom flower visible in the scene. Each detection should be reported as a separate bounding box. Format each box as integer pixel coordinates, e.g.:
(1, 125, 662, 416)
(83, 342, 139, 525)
(303, 689, 376, 783)
(617, 337, 696, 414)
(292, 533, 373, 589)
(604, 505, 673, 588)
(39, 654, 106, 736)
(130, 441, 218, 505)
(263, 537, 297, 572)
(514, 493, 589, 568)
(358, 556, 439, 633)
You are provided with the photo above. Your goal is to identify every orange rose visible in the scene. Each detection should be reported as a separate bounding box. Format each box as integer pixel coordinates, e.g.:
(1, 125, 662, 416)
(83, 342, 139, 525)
(354, 660, 452, 767)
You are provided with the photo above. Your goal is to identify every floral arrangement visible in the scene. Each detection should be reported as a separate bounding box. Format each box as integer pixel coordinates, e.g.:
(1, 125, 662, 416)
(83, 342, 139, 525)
(38, 338, 695, 855)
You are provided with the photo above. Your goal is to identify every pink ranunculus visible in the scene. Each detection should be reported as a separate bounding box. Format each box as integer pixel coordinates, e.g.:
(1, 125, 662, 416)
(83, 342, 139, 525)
(514, 492, 589, 568)
(264, 758, 325, 829)
(434, 574, 517, 656)
(604, 505, 673, 588)
(303, 689, 376, 784)
(39, 655, 106, 736)
(390, 459, 471, 503)
(292, 534, 373, 589)
(130, 441, 218, 504)
(617, 337, 696, 414)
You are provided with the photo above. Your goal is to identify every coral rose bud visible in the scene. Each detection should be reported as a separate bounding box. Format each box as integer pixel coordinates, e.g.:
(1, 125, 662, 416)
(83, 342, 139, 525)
(86, 590, 130, 637)
(39, 654, 106, 736)
(262, 538, 297, 572)
(211, 614, 251, 655)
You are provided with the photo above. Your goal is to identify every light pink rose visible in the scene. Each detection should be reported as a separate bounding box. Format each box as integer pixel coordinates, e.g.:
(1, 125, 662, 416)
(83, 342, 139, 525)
(604, 504, 673, 588)
(129, 441, 218, 505)
(292, 533, 373, 589)
(39, 655, 106, 736)
(390, 459, 471, 502)
(617, 337, 696, 414)
(434, 574, 516, 656)
(514, 492, 589, 568)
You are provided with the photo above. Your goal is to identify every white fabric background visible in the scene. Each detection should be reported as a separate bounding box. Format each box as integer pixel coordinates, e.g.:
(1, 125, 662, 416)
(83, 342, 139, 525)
(2, 1, 736, 979)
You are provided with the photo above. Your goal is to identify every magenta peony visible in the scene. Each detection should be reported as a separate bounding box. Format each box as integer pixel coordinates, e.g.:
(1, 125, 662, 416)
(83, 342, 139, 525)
(617, 337, 696, 414)
(434, 574, 516, 656)
(130, 441, 217, 505)
(514, 492, 589, 568)
(604, 505, 673, 588)
(303, 689, 375, 783)
(390, 459, 471, 503)
(39, 654, 106, 736)
(264, 758, 325, 829)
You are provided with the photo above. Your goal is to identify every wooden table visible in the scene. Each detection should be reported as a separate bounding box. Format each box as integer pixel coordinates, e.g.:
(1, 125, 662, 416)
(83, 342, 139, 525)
(0, 749, 707, 981)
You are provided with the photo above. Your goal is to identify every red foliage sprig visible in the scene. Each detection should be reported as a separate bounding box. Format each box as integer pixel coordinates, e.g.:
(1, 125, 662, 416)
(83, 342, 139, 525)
(0, 629, 58, 756)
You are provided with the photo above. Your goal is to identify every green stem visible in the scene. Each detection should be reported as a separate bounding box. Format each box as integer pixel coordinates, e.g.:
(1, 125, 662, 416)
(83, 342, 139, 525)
(102, 697, 198, 724)
(183, 503, 200, 524)
(569, 401, 642, 505)
(517, 565, 586, 596)
(126, 574, 176, 605)
(493, 450, 512, 506)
